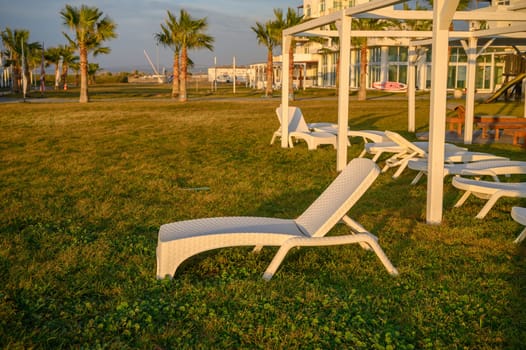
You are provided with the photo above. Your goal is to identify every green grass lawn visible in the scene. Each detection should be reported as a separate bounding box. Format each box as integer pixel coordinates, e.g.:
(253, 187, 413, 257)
(1, 85, 525, 349)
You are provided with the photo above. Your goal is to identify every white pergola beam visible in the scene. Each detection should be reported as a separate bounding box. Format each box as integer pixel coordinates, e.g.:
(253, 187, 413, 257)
(471, 23, 526, 38)
(410, 29, 526, 46)
(343, 0, 406, 16)
(284, 0, 406, 37)
(303, 30, 437, 38)
(368, 8, 526, 21)
(283, 11, 342, 36)
(509, 1, 526, 11)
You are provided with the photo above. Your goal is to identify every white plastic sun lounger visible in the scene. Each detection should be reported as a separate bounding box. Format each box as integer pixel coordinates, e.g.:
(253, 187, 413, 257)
(271, 106, 387, 151)
(452, 177, 526, 219)
(311, 124, 389, 148)
(407, 160, 526, 185)
(381, 131, 508, 179)
(270, 106, 337, 150)
(511, 207, 526, 244)
(309, 124, 392, 157)
(362, 136, 467, 163)
(157, 158, 399, 280)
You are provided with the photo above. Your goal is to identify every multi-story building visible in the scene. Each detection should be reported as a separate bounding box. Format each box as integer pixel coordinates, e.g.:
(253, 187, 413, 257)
(273, 0, 525, 93)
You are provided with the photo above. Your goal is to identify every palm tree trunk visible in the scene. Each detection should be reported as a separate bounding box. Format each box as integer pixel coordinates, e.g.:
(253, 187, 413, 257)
(265, 49, 273, 97)
(54, 64, 60, 91)
(179, 46, 188, 102)
(79, 46, 89, 103)
(171, 51, 180, 99)
(358, 44, 367, 101)
(61, 63, 68, 90)
(12, 65, 21, 93)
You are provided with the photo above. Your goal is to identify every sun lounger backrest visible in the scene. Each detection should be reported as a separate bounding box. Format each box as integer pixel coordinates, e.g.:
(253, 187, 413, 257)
(296, 158, 380, 238)
(385, 131, 426, 156)
(276, 106, 310, 133)
(291, 107, 311, 133)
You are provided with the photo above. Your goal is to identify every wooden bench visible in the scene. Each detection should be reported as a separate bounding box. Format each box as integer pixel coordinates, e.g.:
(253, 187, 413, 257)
(506, 128, 526, 147)
(475, 116, 526, 139)
(446, 109, 526, 142)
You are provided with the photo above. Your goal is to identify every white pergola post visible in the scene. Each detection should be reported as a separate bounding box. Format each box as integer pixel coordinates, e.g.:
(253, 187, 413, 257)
(462, 37, 494, 144)
(426, 0, 459, 224)
(281, 34, 292, 148)
(336, 13, 352, 171)
(408, 45, 417, 133)
(463, 37, 478, 144)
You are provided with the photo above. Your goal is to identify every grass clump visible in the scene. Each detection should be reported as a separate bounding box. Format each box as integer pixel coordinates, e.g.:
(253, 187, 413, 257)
(0, 86, 525, 349)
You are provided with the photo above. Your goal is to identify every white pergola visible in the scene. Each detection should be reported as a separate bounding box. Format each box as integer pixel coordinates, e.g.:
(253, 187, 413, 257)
(280, 0, 526, 224)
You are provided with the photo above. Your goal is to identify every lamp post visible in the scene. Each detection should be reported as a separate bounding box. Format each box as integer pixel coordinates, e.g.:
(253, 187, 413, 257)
(214, 56, 217, 92)
(233, 56, 236, 94)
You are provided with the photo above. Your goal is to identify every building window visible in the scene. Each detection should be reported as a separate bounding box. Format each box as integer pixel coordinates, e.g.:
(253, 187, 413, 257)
(387, 47, 408, 83)
(388, 47, 408, 62)
(447, 48, 468, 89)
(369, 47, 382, 63)
(320, 0, 326, 13)
(321, 55, 329, 86)
(334, 1, 342, 10)
(497, 0, 510, 5)
(305, 5, 311, 18)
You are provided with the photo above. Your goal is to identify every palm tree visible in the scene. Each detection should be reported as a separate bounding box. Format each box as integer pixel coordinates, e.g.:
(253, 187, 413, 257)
(177, 10, 214, 102)
(60, 4, 117, 103)
(87, 63, 100, 85)
(45, 46, 62, 90)
(155, 10, 182, 99)
(25, 43, 42, 89)
(251, 20, 278, 97)
(1, 28, 40, 93)
(60, 45, 78, 90)
(273, 8, 303, 100)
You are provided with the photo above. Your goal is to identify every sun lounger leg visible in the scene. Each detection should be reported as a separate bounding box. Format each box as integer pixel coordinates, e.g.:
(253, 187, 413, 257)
(475, 195, 501, 219)
(156, 245, 185, 279)
(454, 190, 472, 208)
(411, 171, 424, 185)
(341, 215, 373, 250)
(392, 161, 409, 179)
(358, 149, 367, 158)
(365, 238, 399, 276)
(263, 233, 399, 280)
(514, 228, 526, 244)
(373, 153, 384, 163)
(263, 244, 294, 281)
(288, 136, 295, 148)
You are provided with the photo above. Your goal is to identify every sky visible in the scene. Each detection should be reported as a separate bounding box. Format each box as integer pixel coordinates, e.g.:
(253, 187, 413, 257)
(0, 0, 301, 73)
